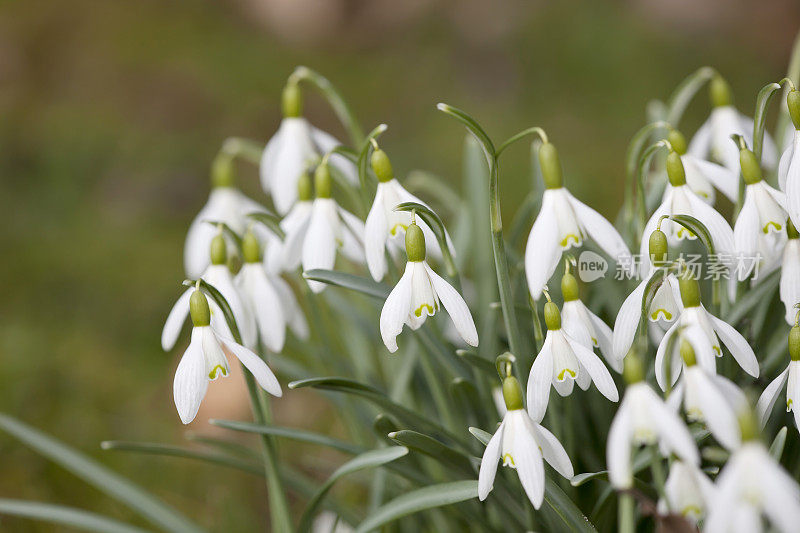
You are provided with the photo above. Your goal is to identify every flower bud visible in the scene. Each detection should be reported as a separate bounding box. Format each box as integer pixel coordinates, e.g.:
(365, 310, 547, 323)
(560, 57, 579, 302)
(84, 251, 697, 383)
(788, 219, 799, 240)
(622, 351, 644, 384)
(282, 82, 303, 118)
(539, 142, 563, 189)
(561, 271, 579, 302)
(680, 338, 697, 367)
(210, 233, 227, 265)
(710, 75, 733, 108)
(405, 222, 426, 262)
(544, 301, 561, 331)
(502, 376, 524, 411)
(314, 163, 331, 199)
(371, 149, 394, 183)
(666, 150, 686, 186)
(242, 230, 261, 263)
(649, 229, 668, 265)
(211, 153, 235, 188)
(739, 148, 762, 185)
(788, 89, 800, 130)
(190, 289, 211, 327)
(667, 129, 687, 156)
(297, 170, 313, 202)
(678, 271, 701, 308)
(790, 325, 800, 362)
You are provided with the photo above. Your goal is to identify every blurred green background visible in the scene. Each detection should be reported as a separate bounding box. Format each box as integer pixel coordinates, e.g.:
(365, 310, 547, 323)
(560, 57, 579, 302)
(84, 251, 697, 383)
(1, 0, 798, 529)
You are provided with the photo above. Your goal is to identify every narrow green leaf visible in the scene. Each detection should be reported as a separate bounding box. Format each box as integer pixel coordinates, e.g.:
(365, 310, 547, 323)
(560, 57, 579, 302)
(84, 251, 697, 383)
(666, 66, 716, 126)
(725, 269, 780, 325)
(387, 430, 473, 473)
(436, 103, 495, 166)
(302, 269, 390, 299)
(0, 499, 148, 533)
(210, 419, 363, 455)
(456, 350, 495, 376)
(291, 66, 364, 146)
(468, 427, 492, 446)
(0, 414, 201, 533)
(100, 441, 264, 477)
(394, 201, 458, 278)
(668, 214, 715, 255)
(769, 426, 788, 460)
(540, 477, 598, 533)
(246, 211, 285, 239)
(297, 447, 409, 533)
(354, 480, 478, 533)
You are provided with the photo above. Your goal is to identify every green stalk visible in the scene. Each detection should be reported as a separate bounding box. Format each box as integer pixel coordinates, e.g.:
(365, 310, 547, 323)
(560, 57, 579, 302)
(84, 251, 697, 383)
(649, 446, 668, 511)
(618, 492, 634, 533)
(221, 137, 265, 165)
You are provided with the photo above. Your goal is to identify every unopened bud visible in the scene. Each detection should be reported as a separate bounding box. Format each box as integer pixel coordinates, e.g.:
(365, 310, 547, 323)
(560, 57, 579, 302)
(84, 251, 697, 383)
(561, 272, 579, 302)
(282, 82, 303, 118)
(710, 75, 733, 108)
(405, 222, 426, 262)
(666, 150, 686, 186)
(544, 301, 561, 331)
(190, 289, 211, 327)
(739, 148, 762, 185)
(314, 164, 331, 199)
(210, 233, 227, 265)
(539, 142, 563, 189)
(502, 376, 524, 411)
(371, 149, 394, 183)
(242, 230, 260, 263)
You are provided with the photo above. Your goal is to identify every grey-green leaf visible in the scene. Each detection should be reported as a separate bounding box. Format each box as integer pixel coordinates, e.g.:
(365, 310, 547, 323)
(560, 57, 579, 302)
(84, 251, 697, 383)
(210, 419, 363, 455)
(0, 499, 149, 533)
(769, 426, 788, 460)
(302, 269, 390, 299)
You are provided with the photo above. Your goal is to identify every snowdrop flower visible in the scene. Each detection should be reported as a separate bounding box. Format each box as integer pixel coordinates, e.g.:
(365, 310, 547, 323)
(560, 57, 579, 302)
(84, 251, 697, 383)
(612, 229, 682, 361)
(184, 157, 282, 278)
(657, 459, 715, 523)
(705, 435, 800, 533)
(657, 273, 759, 384)
(780, 221, 800, 324)
(639, 150, 734, 278)
(667, 128, 738, 204)
(260, 83, 356, 215)
(364, 148, 454, 281)
(527, 299, 618, 422)
(478, 374, 573, 508)
(734, 147, 789, 281)
(688, 75, 777, 174)
(163, 233, 257, 351)
(606, 354, 699, 489)
(665, 339, 743, 450)
(379, 221, 477, 352)
(525, 141, 632, 301)
(560, 267, 620, 372)
(283, 163, 365, 293)
(280, 171, 314, 271)
(173, 288, 281, 424)
(757, 325, 800, 431)
(780, 89, 800, 224)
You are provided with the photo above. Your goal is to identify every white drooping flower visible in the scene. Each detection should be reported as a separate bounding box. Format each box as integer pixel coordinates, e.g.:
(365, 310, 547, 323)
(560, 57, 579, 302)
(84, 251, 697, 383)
(184, 183, 283, 279)
(779, 89, 800, 229)
(163, 234, 257, 351)
(663, 337, 743, 450)
(259, 84, 356, 215)
(527, 300, 618, 422)
(657, 459, 716, 523)
(364, 149, 454, 281)
(656, 274, 759, 385)
(525, 142, 632, 301)
(668, 128, 738, 204)
(606, 375, 699, 489)
(172, 289, 281, 424)
(612, 229, 682, 361)
(734, 148, 789, 281)
(478, 376, 572, 509)
(779, 228, 800, 325)
(639, 151, 734, 279)
(379, 222, 477, 353)
(688, 76, 777, 173)
(757, 326, 800, 431)
(281, 164, 365, 293)
(560, 269, 620, 372)
(704, 441, 800, 533)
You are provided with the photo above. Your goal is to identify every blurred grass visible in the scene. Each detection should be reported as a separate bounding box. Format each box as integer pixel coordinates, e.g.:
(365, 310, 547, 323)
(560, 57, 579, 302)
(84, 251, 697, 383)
(0, 0, 794, 529)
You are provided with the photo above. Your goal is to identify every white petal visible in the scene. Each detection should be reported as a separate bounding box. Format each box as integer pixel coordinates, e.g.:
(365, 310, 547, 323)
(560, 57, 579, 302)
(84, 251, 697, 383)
(220, 336, 282, 397)
(654, 321, 680, 391)
(586, 308, 620, 372)
(282, 204, 313, 271)
(688, 368, 741, 450)
(365, 185, 389, 281)
(757, 367, 789, 428)
(173, 328, 209, 424)
(310, 125, 358, 184)
(270, 274, 309, 340)
(513, 418, 545, 509)
(759, 449, 800, 533)
(337, 206, 366, 263)
(162, 288, 192, 351)
(379, 263, 414, 352)
(527, 333, 554, 422)
(529, 421, 573, 478)
(242, 266, 286, 352)
(785, 139, 800, 229)
(647, 388, 698, 465)
(734, 191, 760, 280)
(525, 192, 561, 300)
(606, 399, 633, 488)
(565, 334, 618, 401)
(477, 421, 504, 500)
(781, 241, 800, 325)
(687, 119, 712, 160)
(689, 156, 739, 202)
(686, 190, 735, 257)
(270, 118, 317, 215)
(682, 323, 718, 376)
(708, 314, 759, 377)
(184, 209, 219, 279)
(788, 362, 800, 431)
(612, 277, 647, 361)
(424, 263, 478, 346)
(303, 201, 338, 293)
(204, 265, 257, 349)
(259, 129, 282, 194)
(567, 192, 632, 271)
(778, 137, 795, 192)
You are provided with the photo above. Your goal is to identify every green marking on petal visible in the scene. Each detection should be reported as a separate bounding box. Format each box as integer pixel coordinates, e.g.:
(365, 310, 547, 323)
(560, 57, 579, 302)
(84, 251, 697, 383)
(788, 399, 794, 412)
(389, 223, 408, 236)
(560, 234, 581, 248)
(557, 368, 577, 381)
(591, 337, 598, 346)
(681, 505, 702, 517)
(763, 221, 782, 234)
(208, 365, 228, 380)
(713, 345, 721, 356)
(650, 309, 672, 321)
(677, 226, 696, 239)
(501, 453, 516, 467)
(415, 304, 435, 317)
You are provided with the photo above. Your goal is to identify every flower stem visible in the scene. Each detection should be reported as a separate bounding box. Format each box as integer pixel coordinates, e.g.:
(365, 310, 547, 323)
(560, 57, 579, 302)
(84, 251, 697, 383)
(220, 137, 264, 165)
(617, 492, 635, 533)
